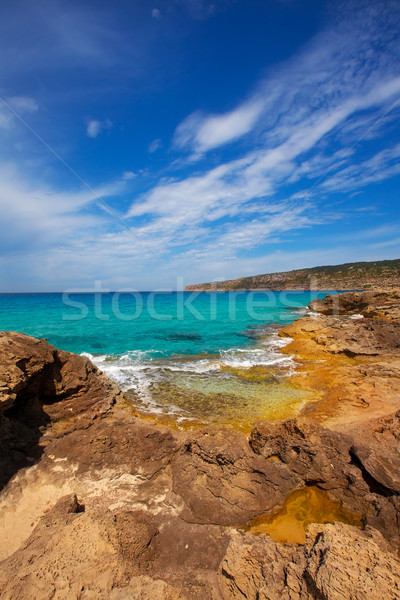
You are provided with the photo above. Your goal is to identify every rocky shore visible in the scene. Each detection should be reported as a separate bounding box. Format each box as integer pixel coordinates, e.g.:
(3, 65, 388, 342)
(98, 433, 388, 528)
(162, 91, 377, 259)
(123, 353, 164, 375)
(1, 290, 400, 599)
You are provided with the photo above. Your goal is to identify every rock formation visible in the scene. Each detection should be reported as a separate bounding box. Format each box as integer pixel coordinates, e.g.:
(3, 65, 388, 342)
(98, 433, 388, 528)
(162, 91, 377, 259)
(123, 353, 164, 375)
(219, 523, 400, 600)
(1, 290, 400, 598)
(308, 289, 400, 320)
(171, 426, 301, 526)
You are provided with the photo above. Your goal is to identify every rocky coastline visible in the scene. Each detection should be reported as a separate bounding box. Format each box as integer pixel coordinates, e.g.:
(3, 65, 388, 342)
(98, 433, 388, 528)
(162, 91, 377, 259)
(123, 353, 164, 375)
(184, 258, 400, 291)
(1, 290, 400, 599)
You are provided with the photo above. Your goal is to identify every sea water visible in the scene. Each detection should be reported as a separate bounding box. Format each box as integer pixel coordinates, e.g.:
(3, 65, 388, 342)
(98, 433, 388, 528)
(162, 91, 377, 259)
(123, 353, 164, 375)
(0, 290, 332, 430)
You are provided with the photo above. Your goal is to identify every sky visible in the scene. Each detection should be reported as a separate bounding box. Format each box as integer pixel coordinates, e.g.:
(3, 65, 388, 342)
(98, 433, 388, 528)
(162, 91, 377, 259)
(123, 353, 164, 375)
(0, 0, 400, 292)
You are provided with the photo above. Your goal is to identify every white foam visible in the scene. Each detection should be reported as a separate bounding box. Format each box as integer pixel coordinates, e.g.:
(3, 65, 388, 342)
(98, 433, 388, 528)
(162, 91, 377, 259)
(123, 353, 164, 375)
(160, 359, 220, 374)
(81, 329, 296, 413)
(294, 307, 311, 315)
(81, 351, 153, 402)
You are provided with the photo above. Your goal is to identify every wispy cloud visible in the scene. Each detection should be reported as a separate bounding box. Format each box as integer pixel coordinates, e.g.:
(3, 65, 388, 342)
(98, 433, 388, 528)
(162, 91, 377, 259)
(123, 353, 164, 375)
(121, 171, 136, 181)
(86, 118, 112, 139)
(1, 0, 400, 291)
(148, 138, 162, 153)
(174, 100, 264, 154)
(323, 142, 400, 192)
(123, 0, 400, 269)
(152, 8, 162, 20)
(0, 96, 39, 129)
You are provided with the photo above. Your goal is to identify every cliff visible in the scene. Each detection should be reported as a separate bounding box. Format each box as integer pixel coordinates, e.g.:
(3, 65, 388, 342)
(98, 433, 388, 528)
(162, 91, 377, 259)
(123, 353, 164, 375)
(184, 258, 400, 291)
(1, 290, 400, 598)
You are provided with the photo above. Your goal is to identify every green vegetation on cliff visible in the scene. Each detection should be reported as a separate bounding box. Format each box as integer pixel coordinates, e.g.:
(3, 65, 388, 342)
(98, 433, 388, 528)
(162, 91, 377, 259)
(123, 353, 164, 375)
(185, 258, 400, 291)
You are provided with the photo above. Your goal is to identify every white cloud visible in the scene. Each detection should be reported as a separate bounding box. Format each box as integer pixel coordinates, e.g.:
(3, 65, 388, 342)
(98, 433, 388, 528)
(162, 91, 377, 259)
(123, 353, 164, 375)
(152, 8, 162, 19)
(123, 2, 400, 268)
(0, 163, 136, 259)
(0, 95, 39, 129)
(1, 0, 400, 291)
(174, 101, 264, 153)
(125, 72, 400, 264)
(86, 118, 112, 138)
(7, 96, 39, 113)
(173, 3, 400, 159)
(323, 142, 400, 192)
(148, 138, 162, 153)
(122, 171, 136, 181)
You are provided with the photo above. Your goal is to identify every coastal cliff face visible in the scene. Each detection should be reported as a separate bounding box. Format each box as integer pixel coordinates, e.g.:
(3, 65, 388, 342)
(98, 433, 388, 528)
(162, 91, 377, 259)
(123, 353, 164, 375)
(184, 258, 400, 291)
(1, 291, 400, 598)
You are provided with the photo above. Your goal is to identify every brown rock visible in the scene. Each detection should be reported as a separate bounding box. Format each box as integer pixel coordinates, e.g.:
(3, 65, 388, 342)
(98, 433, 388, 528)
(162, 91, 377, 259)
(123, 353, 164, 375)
(108, 577, 189, 600)
(250, 418, 369, 512)
(250, 418, 400, 549)
(0, 331, 123, 417)
(308, 289, 400, 320)
(2, 325, 400, 598)
(351, 442, 400, 495)
(304, 522, 400, 599)
(219, 533, 306, 600)
(172, 426, 301, 526)
(0, 331, 125, 489)
(219, 523, 400, 600)
(44, 415, 180, 480)
(342, 411, 400, 495)
(280, 315, 400, 357)
(0, 495, 159, 600)
(363, 494, 400, 550)
(150, 516, 230, 599)
(0, 489, 229, 600)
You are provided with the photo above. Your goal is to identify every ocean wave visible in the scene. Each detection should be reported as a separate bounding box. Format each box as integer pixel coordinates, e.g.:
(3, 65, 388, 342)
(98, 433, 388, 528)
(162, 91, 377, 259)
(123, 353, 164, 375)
(81, 350, 153, 395)
(81, 330, 296, 408)
(219, 348, 292, 369)
(219, 331, 294, 370)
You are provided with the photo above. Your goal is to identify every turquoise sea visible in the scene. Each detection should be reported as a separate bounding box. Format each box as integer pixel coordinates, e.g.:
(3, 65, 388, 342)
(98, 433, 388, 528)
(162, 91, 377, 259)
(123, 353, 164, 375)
(0, 290, 333, 429)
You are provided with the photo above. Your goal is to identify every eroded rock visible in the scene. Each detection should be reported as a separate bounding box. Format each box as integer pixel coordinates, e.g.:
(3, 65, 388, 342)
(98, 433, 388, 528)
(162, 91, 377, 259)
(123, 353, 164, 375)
(0, 490, 229, 600)
(0, 495, 159, 600)
(280, 315, 400, 357)
(308, 289, 400, 320)
(250, 418, 369, 511)
(250, 417, 400, 550)
(2, 315, 400, 598)
(172, 426, 301, 526)
(218, 523, 400, 600)
(0, 331, 125, 489)
(219, 533, 306, 600)
(303, 522, 400, 600)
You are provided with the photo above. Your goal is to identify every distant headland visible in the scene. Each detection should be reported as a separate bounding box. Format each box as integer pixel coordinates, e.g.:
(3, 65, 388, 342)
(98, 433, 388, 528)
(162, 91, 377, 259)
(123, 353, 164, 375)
(185, 258, 400, 291)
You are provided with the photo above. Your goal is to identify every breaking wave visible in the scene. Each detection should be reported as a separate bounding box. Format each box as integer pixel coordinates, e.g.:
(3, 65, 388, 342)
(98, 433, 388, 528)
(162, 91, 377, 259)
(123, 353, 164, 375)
(81, 329, 295, 413)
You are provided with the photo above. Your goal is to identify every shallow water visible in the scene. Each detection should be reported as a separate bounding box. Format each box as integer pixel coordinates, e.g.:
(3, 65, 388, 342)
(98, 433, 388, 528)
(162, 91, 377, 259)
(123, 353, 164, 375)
(0, 290, 334, 428)
(245, 486, 363, 544)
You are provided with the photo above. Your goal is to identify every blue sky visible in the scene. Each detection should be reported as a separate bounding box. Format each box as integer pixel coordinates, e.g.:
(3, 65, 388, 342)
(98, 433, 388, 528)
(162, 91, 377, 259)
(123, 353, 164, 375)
(0, 0, 400, 291)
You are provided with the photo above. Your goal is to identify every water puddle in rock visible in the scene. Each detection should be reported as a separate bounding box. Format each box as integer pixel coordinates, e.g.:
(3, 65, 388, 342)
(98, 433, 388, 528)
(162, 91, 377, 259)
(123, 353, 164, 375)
(244, 486, 363, 544)
(125, 372, 312, 432)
